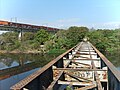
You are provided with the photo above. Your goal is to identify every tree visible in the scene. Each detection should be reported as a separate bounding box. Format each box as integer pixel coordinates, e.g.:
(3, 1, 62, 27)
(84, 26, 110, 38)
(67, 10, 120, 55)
(66, 26, 89, 46)
(87, 30, 108, 52)
(52, 26, 89, 49)
(22, 32, 35, 41)
(2, 32, 18, 43)
(87, 29, 120, 53)
(0, 32, 20, 51)
(35, 29, 50, 45)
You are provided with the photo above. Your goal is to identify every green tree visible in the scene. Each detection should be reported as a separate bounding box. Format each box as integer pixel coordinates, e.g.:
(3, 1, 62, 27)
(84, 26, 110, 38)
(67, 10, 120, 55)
(52, 26, 89, 49)
(0, 32, 20, 51)
(87, 29, 120, 53)
(66, 26, 89, 46)
(35, 29, 50, 45)
(22, 32, 35, 41)
(2, 32, 18, 43)
(87, 30, 108, 52)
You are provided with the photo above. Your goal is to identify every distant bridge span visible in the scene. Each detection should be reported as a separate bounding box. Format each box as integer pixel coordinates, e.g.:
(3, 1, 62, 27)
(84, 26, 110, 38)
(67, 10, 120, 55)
(0, 20, 60, 40)
(0, 20, 60, 33)
(0, 25, 59, 33)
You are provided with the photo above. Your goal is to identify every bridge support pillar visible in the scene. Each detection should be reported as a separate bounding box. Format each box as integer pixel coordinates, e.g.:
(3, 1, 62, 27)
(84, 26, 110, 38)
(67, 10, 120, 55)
(18, 29, 24, 41)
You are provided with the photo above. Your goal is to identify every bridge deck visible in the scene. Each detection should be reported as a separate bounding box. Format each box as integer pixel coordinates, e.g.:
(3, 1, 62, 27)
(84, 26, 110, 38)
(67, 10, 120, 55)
(0, 25, 58, 32)
(10, 42, 120, 90)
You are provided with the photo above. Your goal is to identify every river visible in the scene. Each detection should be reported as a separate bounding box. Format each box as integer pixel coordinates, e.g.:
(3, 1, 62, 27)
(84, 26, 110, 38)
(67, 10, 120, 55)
(0, 51, 120, 90)
(0, 53, 59, 90)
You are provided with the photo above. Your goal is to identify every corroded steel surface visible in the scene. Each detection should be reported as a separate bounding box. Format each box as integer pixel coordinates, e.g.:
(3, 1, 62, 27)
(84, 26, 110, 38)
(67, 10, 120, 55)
(90, 43, 120, 82)
(10, 42, 81, 90)
(10, 42, 120, 90)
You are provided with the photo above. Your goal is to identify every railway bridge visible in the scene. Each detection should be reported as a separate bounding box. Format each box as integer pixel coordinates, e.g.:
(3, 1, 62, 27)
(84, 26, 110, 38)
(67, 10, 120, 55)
(0, 20, 59, 40)
(0, 25, 59, 33)
(10, 41, 120, 90)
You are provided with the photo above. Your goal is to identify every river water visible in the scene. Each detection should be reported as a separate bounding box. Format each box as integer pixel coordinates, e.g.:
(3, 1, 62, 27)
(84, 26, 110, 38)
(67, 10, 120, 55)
(0, 52, 120, 90)
(0, 53, 59, 90)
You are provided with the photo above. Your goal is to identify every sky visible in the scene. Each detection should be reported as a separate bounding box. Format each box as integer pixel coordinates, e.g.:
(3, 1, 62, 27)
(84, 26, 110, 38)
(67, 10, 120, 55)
(0, 0, 120, 29)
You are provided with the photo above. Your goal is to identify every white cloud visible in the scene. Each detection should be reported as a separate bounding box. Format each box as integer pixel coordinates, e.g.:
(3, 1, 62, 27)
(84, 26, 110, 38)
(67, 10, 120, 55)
(89, 22, 120, 29)
(103, 22, 120, 28)
(42, 18, 81, 29)
(42, 21, 120, 29)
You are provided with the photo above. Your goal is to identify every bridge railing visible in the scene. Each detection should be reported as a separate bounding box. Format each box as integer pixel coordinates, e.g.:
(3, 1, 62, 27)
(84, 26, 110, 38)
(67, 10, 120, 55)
(90, 42, 120, 90)
(10, 42, 120, 90)
(10, 42, 82, 90)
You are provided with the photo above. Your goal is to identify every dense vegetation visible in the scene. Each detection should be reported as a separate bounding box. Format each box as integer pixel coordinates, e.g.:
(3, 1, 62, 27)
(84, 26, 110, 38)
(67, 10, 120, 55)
(87, 29, 120, 66)
(0, 26, 88, 53)
(87, 29, 120, 53)
(0, 26, 120, 55)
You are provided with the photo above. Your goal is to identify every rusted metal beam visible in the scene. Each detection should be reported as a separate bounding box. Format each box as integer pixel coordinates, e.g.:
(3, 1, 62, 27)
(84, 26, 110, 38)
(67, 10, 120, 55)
(47, 71, 63, 90)
(90, 42, 120, 82)
(75, 84, 97, 90)
(92, 61, 103, 90)
(10, 41, 120, 90)
(53, 68, 107, 71)
(74, 53, 97, 55)
(49, 60, 73, 90)
(72, 61, 91, 66)
(79, 50, 95, 52)
(58, 80, 94, 86)
(88, 44, 103, 90)
(47, 59, 72, 90)
(46, 43, 83, 90)
(64, 58, 100, 61)
(74, 55, 90, 59)
(10, 43, 82, 90)
(64, 71, 92, 82)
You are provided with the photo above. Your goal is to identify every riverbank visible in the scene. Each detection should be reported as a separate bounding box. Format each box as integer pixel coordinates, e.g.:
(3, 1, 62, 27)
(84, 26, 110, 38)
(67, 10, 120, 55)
(0, 49, 66, 54)
(0, 50, 42, 54)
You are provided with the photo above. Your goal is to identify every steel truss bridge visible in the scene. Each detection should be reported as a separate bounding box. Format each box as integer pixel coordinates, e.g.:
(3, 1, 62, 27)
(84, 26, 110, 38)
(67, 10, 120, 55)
(10, 42, 120, 90)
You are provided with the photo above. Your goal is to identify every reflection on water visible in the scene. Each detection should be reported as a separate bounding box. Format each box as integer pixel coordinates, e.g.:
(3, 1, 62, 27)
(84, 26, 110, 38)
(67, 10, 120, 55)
(117, 67, 120, 71)
(0, 68, 39, 90)
(0, 53, 59, 90)
(0, 51, 119, 90)
(0, 53, 58, 70)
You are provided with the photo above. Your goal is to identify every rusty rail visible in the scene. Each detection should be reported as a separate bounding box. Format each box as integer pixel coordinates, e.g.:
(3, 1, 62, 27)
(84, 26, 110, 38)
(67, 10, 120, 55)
(90, 42, 120, 90)
(47, 43, 83, 90)
(10, 42, 120, 90)
(10, 42, 82, 90)
(88, 43, 102, 90)
(90, 42, 120, 81)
